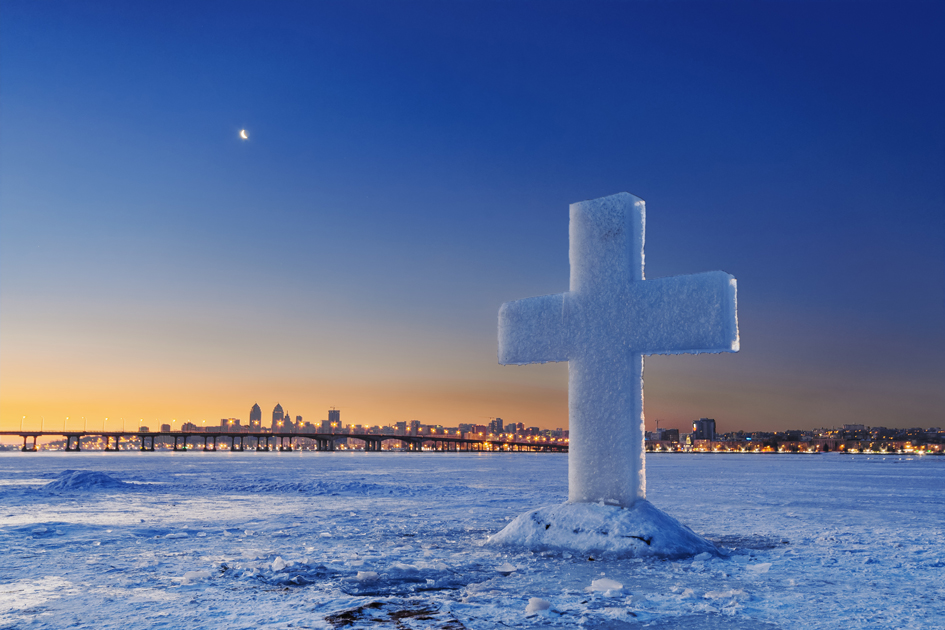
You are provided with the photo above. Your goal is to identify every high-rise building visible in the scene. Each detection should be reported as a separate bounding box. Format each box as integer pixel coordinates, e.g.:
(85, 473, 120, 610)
(693, 418, 716, 441)
(489, 418, 504, 434)
(272, 403, 284, 430)
(249, 403, 262, 427)
(652, 428, 680, 442)
(328, 408, 340, 428)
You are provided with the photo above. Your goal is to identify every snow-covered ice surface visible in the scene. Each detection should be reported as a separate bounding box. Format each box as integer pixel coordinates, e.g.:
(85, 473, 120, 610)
(1, 452, 942, 629)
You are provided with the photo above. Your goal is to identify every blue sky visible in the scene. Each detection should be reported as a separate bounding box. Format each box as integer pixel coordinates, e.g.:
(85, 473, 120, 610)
(2, 1, 943, 432)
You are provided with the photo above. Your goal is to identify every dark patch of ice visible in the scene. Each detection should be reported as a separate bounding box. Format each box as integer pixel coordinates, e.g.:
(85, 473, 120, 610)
(339, 566, 487, 597)
(325, 599, 467, 629)
(708, 534, 789, 551)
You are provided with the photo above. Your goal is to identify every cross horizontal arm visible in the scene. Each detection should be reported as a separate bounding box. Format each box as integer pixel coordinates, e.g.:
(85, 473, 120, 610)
(626, 271, 739, 355)
(498, 293, 569, 365)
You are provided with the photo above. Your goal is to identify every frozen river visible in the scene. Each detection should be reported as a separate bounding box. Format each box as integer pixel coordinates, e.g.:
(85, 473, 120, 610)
(0, 451, 942, 629)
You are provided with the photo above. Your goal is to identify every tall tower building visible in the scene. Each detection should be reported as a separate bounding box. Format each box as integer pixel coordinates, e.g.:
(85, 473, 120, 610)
(272, 403, 284, 430)
(328, 408, 340, 429)
(249, 403, 262, 428)
(693, 418, 716, 441)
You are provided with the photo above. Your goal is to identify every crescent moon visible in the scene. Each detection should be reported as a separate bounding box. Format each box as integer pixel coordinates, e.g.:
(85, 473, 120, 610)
(240, 129, 249, 140)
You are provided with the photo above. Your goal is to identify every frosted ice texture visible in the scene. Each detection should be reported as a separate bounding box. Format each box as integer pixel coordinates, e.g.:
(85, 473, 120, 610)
(498, 192, 739, 507)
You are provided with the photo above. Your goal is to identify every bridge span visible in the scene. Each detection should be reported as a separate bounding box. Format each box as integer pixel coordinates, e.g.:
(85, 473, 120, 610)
(1, 430, 568, 453)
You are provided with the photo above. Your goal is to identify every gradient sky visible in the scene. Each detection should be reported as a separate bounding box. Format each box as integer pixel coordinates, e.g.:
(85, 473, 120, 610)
(2, 1, 943, 435)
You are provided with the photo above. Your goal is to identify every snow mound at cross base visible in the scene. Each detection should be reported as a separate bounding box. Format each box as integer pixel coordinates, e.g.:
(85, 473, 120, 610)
(43, 470, 127, 492)
(487, 500, 716, 559)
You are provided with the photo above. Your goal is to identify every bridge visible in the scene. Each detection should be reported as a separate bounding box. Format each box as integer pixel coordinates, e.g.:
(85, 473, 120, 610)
(0, 430, 568, 453)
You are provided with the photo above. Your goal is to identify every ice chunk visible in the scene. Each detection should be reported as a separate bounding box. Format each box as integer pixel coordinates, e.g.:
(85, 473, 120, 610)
(182, 570, 212, 584)
(747, 562, 771, 574)
(497, 192, 738, 553)
(694, 552, 713, 562)
(390, 562, 418, 572)
(356, 571, 378, 581)
(271, 556, 286, 571)
(496, 562, 517, 575)
(165, 532, 188, 539)
(525, 598, 551, 614)
(588, 577, 623, 592)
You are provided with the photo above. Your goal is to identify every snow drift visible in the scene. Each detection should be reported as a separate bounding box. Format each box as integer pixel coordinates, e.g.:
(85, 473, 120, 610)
(487, 500, 717, 559)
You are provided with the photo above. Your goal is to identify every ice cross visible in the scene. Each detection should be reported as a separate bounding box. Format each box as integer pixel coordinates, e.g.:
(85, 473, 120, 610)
(499, 192, 738, 507)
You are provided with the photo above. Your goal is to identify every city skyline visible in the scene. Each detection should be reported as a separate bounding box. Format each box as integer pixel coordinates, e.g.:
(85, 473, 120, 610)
(2, 2, 943, 433)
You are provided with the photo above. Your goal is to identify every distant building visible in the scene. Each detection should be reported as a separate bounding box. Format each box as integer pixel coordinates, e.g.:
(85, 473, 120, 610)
(181, 422, 197, 432)
(409, 420, 420, 435)
(272, 404, 284, 430)
(649, 428, 680, 442)
(328, 408, 340, 429)
(221, 418, 240, 429)
(490, 418, 504, 434)
(160, 423, 171, 432)
(692, 418, 716, 441)
(249, 404, 262, 428)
